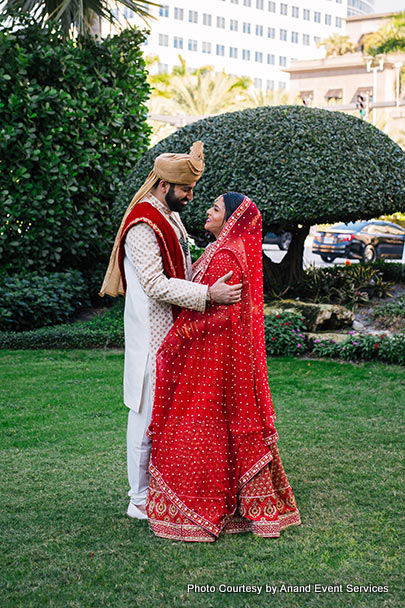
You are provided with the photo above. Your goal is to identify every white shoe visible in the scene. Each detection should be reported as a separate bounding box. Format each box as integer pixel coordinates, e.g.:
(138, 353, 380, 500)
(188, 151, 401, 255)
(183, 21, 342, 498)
(127, 501, 147, 520)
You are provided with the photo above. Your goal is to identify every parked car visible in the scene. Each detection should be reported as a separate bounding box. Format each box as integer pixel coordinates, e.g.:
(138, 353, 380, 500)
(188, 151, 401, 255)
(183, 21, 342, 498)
(263, 231, 292, 250)
(312, 220, 405, 263)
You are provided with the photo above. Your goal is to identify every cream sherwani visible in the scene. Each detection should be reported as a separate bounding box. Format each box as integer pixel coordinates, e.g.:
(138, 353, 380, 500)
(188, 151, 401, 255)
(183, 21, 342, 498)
(124, 193, 208, 504)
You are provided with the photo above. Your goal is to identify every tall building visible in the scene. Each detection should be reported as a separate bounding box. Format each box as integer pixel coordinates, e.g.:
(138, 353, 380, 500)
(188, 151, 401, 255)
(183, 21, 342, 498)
(107, 0, 348, 91)
(347, 0, 375, 16)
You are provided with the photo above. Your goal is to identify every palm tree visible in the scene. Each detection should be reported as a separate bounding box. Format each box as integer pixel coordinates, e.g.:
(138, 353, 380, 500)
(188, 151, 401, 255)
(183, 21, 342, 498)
(241, 88, 294, 109)
(149, 57, 251, 116)
(363, 11, 405, 56)
(318, 34, 356, 57)
(1, 0, 159, 39)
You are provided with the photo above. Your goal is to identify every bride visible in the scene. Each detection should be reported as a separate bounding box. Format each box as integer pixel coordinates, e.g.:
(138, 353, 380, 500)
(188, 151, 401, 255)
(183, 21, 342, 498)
(146, 192, 301, 542)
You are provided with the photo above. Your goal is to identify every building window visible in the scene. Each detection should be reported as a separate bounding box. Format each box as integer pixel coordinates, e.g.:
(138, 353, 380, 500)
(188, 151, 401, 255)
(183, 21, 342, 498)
(217, 16, 225, 28)
(188, 10, 198, 23)
(291, 31, 298, 43)
(267, 53, 275, 64)
(266, 80, 274, 90)
(314, 11, 320, 23)
(231, 0, 239, 3)
(280, 3, 287, 15)
(229, 47, 238, 58)
(188, 39, 197, 51)
(255, 51, 263, 62)
(173, 36, 183, 49)
(203, 13, 212, 26)
(158, 34, 168, 46)
(216, 44, 225, 56)
(279, 56, 287, 67)
(280, 29, 287, 41)
(268, 1, 276, 11)
(230, 19, 238, 31)
(242, 49, 251, 60)
(279, 82, 286, 90)
(303, 9, 310, 20)
(254, 78, 262, 89)
(292, 6, 299, 17)
(256, 25, 263, 36)
(158, 63, 168, 74)
(174, 7, 183, 20)
(243, 0, 251, 5)
(314, 36, 320, 45)
(325, 14, 331, 25)
(243, 22, 251, 34)
(303, 34, 310, 46)
(159, 5, 169, 17)
(202, 41, 212, 54)
(336, 16, 342, 28)
(256, 0, 264, 8)
(268, 27, 275, 38)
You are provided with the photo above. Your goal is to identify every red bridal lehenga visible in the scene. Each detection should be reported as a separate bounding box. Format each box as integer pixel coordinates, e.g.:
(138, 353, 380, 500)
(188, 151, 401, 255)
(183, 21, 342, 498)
(146, 197, 301, 542)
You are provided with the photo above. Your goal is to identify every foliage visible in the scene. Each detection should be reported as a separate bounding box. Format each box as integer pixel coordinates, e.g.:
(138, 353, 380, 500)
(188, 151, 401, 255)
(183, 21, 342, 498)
(115, 106, 405, 241)
(0, 300, 124, 348)
(1, 0, 157, 39)
(312, 333, 405, 366)
(148, 56, 251, 116)
(371, 295, 405, 332)
(286, 264, 394, 309)
(264, 312, 308, 356)
(363, 11, 405, 56)
(0, 16, 150, 276)
(363, 261, 404, 284)
(0, 270, 89, 331)
(372, 295, 405, 319)
(318, 34, 356, 56)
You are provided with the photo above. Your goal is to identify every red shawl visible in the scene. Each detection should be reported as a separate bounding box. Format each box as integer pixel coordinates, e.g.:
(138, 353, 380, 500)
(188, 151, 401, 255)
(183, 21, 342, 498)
(146, 197, 301, 541)
(118, 202, 186, 319)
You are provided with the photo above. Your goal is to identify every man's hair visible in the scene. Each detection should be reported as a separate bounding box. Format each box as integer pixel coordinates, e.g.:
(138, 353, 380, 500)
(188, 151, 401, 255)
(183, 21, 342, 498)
(152, 178, 176, 189)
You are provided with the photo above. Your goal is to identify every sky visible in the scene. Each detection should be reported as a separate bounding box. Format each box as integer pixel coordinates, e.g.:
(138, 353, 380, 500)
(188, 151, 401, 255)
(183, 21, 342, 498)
(373, 0, 405, 12)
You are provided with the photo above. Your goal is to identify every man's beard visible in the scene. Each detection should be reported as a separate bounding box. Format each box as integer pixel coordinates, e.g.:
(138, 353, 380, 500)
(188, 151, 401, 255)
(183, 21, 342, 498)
(165, 184, 188, 212)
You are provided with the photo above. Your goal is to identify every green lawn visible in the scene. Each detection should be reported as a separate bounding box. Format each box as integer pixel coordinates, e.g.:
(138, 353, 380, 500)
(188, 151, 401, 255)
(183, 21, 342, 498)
(1, 351, 403, 608)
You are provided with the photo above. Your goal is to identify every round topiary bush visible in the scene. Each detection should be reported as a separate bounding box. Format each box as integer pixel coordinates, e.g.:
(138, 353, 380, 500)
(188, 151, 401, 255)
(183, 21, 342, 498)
(114, 106, 405, 290)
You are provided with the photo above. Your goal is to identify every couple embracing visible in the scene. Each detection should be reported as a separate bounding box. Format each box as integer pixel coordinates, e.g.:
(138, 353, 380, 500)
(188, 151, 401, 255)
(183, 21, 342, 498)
(100, 141, 301, 542)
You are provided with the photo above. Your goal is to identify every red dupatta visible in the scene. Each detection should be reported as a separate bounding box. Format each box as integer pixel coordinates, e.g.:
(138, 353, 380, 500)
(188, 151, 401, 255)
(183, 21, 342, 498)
(147, 197, 300, 541)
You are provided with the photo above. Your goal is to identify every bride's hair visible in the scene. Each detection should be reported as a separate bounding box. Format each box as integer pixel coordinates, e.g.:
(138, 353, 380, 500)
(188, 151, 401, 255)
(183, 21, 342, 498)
(223, 192, 245, 221)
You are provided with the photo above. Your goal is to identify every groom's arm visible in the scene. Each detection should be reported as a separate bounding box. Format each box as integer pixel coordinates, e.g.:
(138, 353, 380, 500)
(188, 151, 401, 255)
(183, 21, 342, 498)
(126, 224, 208, 312)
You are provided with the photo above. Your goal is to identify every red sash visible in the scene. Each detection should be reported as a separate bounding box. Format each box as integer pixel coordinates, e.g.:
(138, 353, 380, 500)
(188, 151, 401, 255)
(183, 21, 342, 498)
(118, 202, 186, 320)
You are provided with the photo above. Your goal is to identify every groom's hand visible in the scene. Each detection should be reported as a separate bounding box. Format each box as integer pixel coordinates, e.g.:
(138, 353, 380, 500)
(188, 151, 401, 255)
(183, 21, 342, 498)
(209, 271, 242, 305)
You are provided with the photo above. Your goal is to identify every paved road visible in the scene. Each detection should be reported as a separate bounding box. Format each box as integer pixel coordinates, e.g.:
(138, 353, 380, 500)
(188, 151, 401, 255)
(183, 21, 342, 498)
(263, 235, 350, 268)
(263, 235, 402, 268)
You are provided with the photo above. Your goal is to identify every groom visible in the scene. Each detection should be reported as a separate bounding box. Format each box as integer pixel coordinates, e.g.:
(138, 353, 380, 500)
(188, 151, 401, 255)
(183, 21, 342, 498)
(100, 141, 242, 519)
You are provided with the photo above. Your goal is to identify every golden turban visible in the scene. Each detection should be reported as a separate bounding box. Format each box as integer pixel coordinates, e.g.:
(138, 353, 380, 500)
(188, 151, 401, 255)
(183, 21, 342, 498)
(100, 141, 205, 297)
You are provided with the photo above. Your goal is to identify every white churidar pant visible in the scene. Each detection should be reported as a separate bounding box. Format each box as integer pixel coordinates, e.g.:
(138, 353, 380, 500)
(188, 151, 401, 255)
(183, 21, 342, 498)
(126, 355, 152, 504)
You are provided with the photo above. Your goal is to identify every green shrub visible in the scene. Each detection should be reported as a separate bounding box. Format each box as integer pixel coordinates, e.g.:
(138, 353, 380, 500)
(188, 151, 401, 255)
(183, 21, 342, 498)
(264, 312, 308, 356)
(287, 264, 394, 308)
(115, 106, 405, 238)
(0, 15, 150, 275)
(364, 261, 404, 284)
(0, 300, 124, 349)
(312, 334, 405, 366)
(372, 295, 405, 319)
(0, 270, 90, 331)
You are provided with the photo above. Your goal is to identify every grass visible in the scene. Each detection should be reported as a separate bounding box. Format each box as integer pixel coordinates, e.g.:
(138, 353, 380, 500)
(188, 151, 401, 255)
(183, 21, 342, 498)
(0, 351, 403, 608)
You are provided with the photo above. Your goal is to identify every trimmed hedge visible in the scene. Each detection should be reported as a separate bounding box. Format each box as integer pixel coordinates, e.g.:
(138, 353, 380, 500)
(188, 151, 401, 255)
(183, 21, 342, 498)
(0, 270, 89, 331)
(114, 106, 405, 237)
(1, 306, 403, 365)
(0, 15, 150, 275)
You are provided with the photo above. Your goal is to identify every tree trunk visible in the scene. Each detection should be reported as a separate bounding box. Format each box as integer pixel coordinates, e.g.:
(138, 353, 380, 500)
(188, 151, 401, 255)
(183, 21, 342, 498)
(263, 225, 310, 295)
